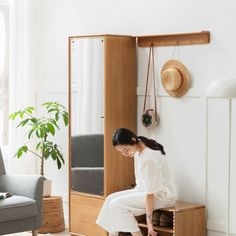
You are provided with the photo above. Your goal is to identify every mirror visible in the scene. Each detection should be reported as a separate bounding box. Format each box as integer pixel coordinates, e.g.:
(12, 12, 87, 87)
(70, 37, 104, 195)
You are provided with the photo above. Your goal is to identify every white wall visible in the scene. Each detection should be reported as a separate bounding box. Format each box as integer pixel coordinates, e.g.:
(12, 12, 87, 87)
(18, 0, 236, 234)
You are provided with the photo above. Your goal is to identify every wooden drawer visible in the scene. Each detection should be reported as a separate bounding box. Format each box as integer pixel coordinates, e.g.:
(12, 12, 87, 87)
(70, 193, 107, 236)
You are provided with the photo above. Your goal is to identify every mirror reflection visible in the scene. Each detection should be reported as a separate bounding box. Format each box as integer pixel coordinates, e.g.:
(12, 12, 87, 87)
(70, 37, 104, 195)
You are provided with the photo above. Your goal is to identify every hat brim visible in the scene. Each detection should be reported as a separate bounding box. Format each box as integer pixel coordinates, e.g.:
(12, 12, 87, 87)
(161, 60, 190, 98)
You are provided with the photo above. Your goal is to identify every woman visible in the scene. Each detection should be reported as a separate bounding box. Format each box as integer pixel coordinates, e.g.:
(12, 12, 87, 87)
(96, 128, 177, 236)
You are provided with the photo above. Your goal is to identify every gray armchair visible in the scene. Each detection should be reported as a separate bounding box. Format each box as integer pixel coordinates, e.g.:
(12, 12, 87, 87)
(71, 134, 104, 195)
(0, 149, 44, 235)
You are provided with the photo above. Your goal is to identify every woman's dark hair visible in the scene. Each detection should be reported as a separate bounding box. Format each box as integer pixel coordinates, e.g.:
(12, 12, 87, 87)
(112, 128, 166, 155)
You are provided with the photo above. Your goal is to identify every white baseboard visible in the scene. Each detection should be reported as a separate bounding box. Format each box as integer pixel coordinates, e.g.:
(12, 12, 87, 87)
(207, 220, 227, 233)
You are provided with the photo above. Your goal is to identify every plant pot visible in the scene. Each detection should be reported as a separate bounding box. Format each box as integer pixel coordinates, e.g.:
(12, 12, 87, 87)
(43, 179, 52, 197)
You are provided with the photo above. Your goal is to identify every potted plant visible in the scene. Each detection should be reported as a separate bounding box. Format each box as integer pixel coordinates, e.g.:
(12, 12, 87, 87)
(9, 101, 68, 196)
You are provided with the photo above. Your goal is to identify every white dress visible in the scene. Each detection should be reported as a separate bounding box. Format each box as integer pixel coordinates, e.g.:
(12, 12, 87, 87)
(96, 148, 177, 235)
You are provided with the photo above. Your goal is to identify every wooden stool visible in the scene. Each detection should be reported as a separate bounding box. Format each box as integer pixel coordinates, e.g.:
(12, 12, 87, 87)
(38, 196, 65, 234)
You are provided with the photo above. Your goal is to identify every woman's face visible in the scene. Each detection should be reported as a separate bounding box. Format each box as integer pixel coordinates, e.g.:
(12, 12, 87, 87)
(115, 144, 137, 157)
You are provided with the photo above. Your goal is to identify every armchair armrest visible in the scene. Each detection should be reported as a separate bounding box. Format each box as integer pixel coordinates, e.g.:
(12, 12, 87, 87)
(0, 174, 44, 201)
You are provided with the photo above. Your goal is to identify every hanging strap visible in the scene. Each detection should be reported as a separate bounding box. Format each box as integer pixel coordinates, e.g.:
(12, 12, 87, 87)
(143, 45, 152, 112)
(143, 44, 158, 121)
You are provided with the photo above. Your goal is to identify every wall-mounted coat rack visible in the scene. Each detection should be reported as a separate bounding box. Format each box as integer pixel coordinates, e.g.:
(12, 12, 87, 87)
(137, 31, 210, 47)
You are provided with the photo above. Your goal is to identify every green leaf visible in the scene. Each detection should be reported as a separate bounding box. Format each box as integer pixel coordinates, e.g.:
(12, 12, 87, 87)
(40, 126, 48, 137)
(62, 113, 68, 126)
(55, 112, 59, 121)
(57, 152, 65, 164)
(36, 142, 42, 150)
(16, 145, 28, 158)
(53, 145, 65, 164)
(22, 118, 30, 126)
(42, 102, 52, 108)
(47, 123, 55, 136)
(28, 129, 35, 139)
(31, 118, 37, 123)
(49, 119, 59, 129)
(36, 130, 41, 138)
(20, 111, 25, 118)
(17, 148, 23, 158)
(57, 158, 62, 169)
(48, 108, 58, 113)
(25, 107, 35, 114)
(9, 112, 19, 120)
(8, 112, 15, 119)
(44, 148, 51, 159)
(16, 118, 30, 128)
(37, 130, 43, 139)
(51, 150, 57, 160)
(22, 145, 28, 153)
(46, 141, 53, 147)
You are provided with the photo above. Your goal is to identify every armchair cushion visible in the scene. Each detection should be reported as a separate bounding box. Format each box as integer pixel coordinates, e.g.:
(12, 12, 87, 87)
(0, 195, 37, 222)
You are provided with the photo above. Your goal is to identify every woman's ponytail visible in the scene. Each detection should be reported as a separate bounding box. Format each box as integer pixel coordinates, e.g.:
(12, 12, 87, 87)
(138, 136, 166, 155)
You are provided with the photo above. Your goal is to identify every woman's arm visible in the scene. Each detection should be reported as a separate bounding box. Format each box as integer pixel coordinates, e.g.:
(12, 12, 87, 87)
(146, 193, 158, 236)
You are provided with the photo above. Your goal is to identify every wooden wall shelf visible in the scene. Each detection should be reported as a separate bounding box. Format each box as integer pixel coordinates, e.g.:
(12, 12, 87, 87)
(137, 31, 210, 47)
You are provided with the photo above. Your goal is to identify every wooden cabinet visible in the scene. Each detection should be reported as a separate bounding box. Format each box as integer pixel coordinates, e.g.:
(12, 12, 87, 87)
(137, 201, 206, 236)
(68, 35, 136, 236)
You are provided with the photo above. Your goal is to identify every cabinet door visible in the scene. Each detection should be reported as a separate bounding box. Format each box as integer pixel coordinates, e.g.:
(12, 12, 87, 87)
(174, 208, 205, 236)
(70, 194, 107, 236)
(69, 37, 104, 196)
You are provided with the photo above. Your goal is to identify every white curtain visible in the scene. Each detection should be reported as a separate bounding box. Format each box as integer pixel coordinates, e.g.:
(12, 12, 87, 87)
(0, 3, 10, 172)
(8, 0, 37, 174)
(0, 4, 9, 147)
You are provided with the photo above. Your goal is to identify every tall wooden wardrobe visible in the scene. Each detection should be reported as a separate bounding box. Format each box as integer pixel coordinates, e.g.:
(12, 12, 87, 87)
(68, 35, 137, 236)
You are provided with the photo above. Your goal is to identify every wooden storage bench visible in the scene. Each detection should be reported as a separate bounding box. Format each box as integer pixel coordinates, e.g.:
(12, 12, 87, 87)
(135, 201, 206, 236)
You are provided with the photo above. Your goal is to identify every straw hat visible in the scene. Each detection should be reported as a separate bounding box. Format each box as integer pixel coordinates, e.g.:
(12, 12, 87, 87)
(161, 59, 190, 97)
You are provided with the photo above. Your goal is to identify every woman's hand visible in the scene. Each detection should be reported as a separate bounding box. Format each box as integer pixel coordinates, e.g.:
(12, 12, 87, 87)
(147, 223, 158, 236)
